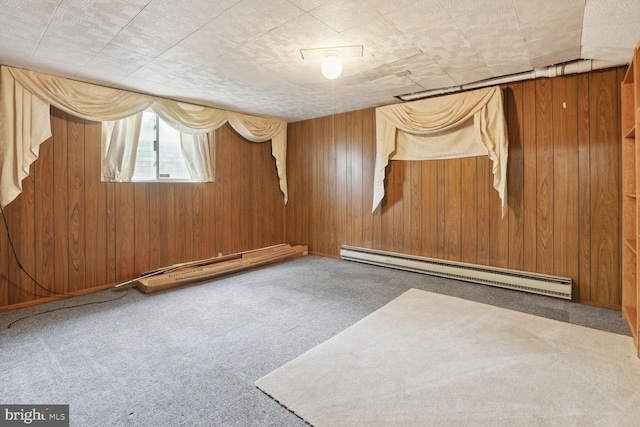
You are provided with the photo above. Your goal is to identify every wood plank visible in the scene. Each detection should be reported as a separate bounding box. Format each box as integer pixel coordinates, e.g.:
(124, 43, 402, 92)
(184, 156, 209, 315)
(134, 183, 150, 276)
(589, 69, 620, 306)
(476, 156, 490, 265)
(460, 156, 477, 264)
(330, 114, 340, 255)
(444, 158, 462, 261)
(34, 135, 55, 298)
(535, 77, 554, 274)
(361, 108, 375, 248)
(67, 115, 85, 292)
(410, 161, 422, 255)
(552, 75, 580, 296)
(0, 197, 8, 306)
(116, 184, 135, 281)
(204, 130, 218, 258)
(351, 109, 364, 250)
(328, 114, 339, 253)
(191, 184, 204, 261)
(160, 184, 176, 265)
(148, 183, 162, 270)
(436, 160, 446, 258)
(343, 112, 353, 250)
(84, 120, 107, 288)
(380, 160, 395, 253)
(137, 245, 308, 293)
(420, 160, 438, 257)
(504, 83, 524, 271)
(52, 108, 69, 293)
(105, 182, 117, 284)
(392, 160, 405, 253)
(522, 80, 537, 272)
(308, 118, 319, 253)
(250, 137, 263, 249)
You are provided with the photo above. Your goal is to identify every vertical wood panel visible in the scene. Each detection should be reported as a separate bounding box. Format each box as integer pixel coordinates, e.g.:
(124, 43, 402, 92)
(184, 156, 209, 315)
(67, 116, 85, 291)
(105, 182, 116, 284)
(577, 73, 592, 301)
(589, 69, 620, 305)
(392, 161, 406, 253)
(343, 113, 353, 249)
(0, 201, 7, 304)
(134, 184, 150, 275)
(115, 185, 135, 281)
(84, 120, 107, 287)
(420, 161, 438, 257)
(476, 157, 490, 265)
(535, 78, 554, 274)
(351, 109, 364, 248)
(409, 161, 422, 255)
(52, 109, 69, 293)
(34, 136, 55, 297)
(522, 80, 537, 272)
(552, 76, 580, 294)
(328, 114, 339, 253)
(444, 159, 462, 261)
(7, 185, 28, 303)
(504, 84, 524, 271)
(148, 184, 161, 269)
(460, 157, 477, 263)
(361, 109, 375, 248)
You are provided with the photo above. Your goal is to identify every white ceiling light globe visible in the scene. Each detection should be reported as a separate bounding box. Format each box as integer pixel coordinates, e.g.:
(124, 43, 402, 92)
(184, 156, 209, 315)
(321, 53, 342, 80)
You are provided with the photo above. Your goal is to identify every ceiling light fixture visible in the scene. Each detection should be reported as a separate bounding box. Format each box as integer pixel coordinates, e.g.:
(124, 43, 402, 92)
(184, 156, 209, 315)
(321, 51, 342, 80)
(300, 45, 363, 80)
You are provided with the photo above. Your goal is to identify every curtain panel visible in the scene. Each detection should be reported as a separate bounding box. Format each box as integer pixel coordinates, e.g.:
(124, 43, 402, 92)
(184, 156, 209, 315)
(372, 86, 508, 217)
(0, 65, 288, 207)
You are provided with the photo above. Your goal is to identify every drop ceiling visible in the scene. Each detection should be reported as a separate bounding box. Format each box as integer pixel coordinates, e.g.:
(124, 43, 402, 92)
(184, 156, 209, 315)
(1, 0, 639, 122)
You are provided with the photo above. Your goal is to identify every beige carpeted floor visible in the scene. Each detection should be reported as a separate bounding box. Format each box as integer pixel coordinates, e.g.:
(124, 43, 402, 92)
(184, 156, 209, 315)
(256, 289, 640, 426)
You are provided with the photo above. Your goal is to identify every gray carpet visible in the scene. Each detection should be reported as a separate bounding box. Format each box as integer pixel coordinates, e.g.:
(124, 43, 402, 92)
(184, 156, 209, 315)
(0, 256, 630, 426)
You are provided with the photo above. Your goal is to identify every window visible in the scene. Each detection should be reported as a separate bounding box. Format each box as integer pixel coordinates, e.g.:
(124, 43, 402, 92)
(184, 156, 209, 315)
(133, 110, 192, 182)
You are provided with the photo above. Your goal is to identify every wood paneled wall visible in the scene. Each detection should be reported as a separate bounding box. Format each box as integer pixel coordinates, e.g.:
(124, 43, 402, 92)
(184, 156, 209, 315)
(286, 68, 623, 308)
(0, 109, 285, 308)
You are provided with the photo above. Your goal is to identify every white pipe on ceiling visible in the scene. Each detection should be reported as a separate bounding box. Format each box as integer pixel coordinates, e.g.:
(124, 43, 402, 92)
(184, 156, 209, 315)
(398, 59, 626, 102)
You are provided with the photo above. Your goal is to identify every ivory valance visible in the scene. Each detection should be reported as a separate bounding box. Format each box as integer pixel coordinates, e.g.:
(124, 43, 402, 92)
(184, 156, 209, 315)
(373, 86, 508, 217)
(0, 65, 288, 207)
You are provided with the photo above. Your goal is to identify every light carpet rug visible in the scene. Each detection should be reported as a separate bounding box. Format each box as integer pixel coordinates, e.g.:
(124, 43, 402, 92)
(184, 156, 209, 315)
(255, 288, 640, 426)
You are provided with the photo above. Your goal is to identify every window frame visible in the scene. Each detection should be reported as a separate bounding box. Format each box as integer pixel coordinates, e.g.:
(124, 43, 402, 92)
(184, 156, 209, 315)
(131, 111, 194, 184)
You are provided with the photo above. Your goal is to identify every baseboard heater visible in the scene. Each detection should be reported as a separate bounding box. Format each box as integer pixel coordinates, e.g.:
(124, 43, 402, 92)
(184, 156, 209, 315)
(340, 246, 572, 299)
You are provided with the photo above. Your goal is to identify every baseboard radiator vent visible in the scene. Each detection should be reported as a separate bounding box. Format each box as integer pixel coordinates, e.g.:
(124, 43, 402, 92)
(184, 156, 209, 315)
(340, 246, 572, 300)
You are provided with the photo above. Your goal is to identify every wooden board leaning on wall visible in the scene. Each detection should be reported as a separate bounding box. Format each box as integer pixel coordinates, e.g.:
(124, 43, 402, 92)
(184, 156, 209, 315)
(135, 244, 308, 294)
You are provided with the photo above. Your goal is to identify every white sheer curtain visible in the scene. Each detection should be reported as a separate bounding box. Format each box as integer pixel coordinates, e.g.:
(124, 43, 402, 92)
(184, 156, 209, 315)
(101, 113, 143, 182)
(0, 65, 288, 207)
(180, 132, 213, 182)
(101, 112, 214, 183)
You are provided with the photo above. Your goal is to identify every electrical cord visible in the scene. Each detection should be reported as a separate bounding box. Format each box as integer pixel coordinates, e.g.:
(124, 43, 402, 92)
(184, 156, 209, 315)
(6, 288, 130, 329)
(1, 203, 133, 328)
(1, 203, 73, 296)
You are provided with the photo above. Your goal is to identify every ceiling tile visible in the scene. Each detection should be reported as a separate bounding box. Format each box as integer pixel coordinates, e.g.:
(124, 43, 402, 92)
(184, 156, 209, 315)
(272, 13, 338, 47)
(33, 40, 94, 66)
(384, 0, 449, 34)
(342, 17, 421, 63)
(309, 0, 383, 33)
(105, 27, 173, 58)
(144, 0, 240, 27)
(125, 10, 199, 46)
(582, 0, 640, 51)
(231, 0, 304, 32)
